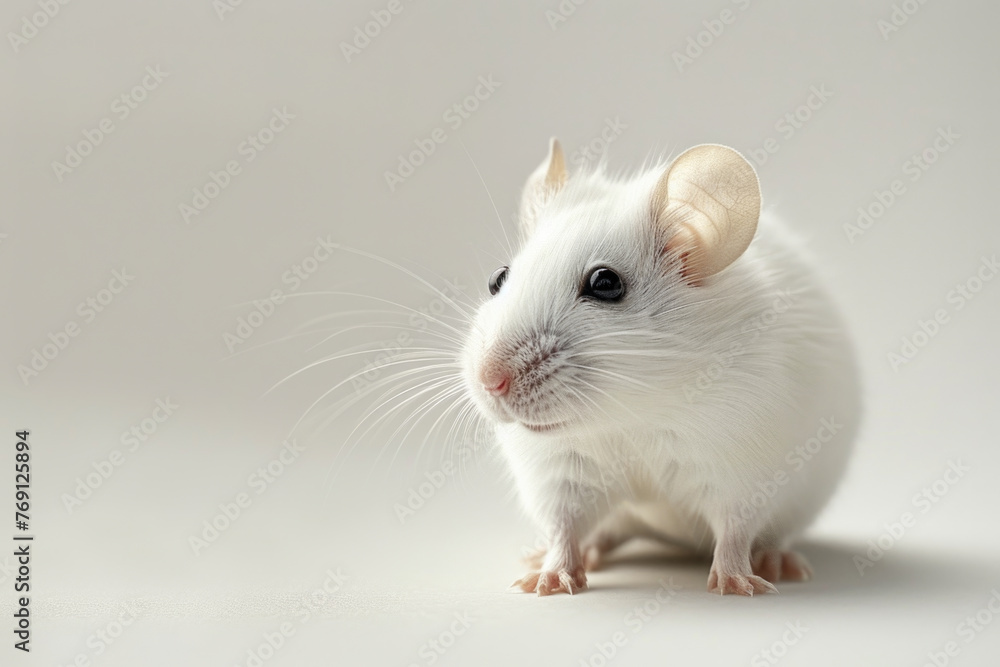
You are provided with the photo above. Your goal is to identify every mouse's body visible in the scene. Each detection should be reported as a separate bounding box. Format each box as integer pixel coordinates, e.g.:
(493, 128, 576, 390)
(461, 140, 860, 595)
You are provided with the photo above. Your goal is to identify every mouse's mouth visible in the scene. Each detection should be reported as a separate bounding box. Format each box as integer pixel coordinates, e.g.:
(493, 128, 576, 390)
(521, 420, 568, 433)
(486, 395, 569, 433)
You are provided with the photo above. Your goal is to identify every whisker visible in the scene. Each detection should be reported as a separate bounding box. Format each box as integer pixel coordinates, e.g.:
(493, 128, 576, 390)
(320, 370, 462, 484)
(562, 362, 657, 390)
(354, 376, 466, 477)
(263, 347, 455, 396)
(384, 383, 469, 472)
(289, 359, 459, 439)
(220, 310, 403, 361)
(306, 322, 466, 353)
(325, 245, 476, 320)
(571, 376, 644, 423)
(572, 352, 682, 362)
(279, 290, 471, 335)
(457, 139, 514, 259)
(400, 393, 475, 473)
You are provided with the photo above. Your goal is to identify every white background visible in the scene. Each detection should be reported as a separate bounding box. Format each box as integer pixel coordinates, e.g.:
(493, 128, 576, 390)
(2, 1, 999, 665)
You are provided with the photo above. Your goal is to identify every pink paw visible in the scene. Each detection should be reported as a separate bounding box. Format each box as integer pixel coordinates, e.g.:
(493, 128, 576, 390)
(707, 569, 778, 596)
(523, 545, 604, 573)
(751, 550, 813, 583)
(511, 567, 588, 596)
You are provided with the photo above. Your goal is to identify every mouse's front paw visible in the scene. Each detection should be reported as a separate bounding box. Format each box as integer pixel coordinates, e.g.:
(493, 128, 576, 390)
(511, 566, 588, 596)
(707, 568, 778, 596)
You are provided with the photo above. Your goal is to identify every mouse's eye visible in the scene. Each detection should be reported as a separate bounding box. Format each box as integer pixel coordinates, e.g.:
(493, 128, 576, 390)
(488, 266, 509, 296)
(582, 267, 625, 301)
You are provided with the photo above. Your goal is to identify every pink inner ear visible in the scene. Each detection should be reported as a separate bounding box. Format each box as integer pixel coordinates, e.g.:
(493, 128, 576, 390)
(664, 233, 704, 287)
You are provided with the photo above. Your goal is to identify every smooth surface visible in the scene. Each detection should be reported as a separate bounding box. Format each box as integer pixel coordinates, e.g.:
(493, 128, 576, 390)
(2, 1, 999, 665)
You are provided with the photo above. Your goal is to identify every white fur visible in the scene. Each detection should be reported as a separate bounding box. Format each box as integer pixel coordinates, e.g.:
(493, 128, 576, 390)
(461, 158, 860, 594)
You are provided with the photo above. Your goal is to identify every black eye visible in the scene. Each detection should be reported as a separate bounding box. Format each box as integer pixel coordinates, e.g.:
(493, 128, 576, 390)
(582, 267, 625, 301)
(489, 266, 509, 296)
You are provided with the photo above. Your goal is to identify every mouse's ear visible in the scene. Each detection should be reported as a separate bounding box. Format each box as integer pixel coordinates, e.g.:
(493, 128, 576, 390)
(652, 144, 760, 285)
(519, 137, 568, 238)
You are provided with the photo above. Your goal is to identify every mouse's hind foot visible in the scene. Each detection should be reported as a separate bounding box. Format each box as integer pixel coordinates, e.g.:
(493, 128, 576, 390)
(510, 566, 588, 596)
(751, 549, 813, 583)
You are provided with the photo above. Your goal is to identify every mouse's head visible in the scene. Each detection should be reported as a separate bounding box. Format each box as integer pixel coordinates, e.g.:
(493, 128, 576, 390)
(461, 138, 761, 436)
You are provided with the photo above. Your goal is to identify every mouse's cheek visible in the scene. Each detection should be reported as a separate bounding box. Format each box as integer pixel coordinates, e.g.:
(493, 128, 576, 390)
(486, 398, 517, 424)
(493, 410, 517, 425)
(466, 384, 516, 424)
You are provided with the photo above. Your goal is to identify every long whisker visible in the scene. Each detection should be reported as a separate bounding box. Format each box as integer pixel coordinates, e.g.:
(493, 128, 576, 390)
(278, 290, 471, 334)
(306, 322, 466, 353)
(320, 369, 461, 483)
(571, 376, 644, 422)
(572, 349, 684, 360)
(264, 347, 454, 396)
(345, 373, 461, 462)
(562, 362, 657, 390)
(220, 309, 412, 360)
(325, 245, 476, 320)
(442, 398, 483, 472)
(458, 139, 513, 259)
(383, 382, 469, 472)
(353, 376, 466, 478)
(289, 358, 458, 438)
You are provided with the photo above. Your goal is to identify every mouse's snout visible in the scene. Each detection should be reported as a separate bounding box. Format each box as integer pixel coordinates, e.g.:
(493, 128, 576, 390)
(475, 336, 559, 404)
(480, 362, 511, 397)
(469, 335, 573, 430)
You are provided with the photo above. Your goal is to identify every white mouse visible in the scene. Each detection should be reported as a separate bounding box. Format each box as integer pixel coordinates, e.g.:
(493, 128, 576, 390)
(460, 139, 860, 595)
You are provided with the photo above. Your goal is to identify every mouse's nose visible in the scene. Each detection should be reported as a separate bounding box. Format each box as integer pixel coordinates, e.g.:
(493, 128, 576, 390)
(480, 365, 511, 397)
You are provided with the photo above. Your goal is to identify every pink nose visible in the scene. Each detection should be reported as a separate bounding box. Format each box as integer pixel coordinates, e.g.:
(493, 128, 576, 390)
(481, 367, 511, 397)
